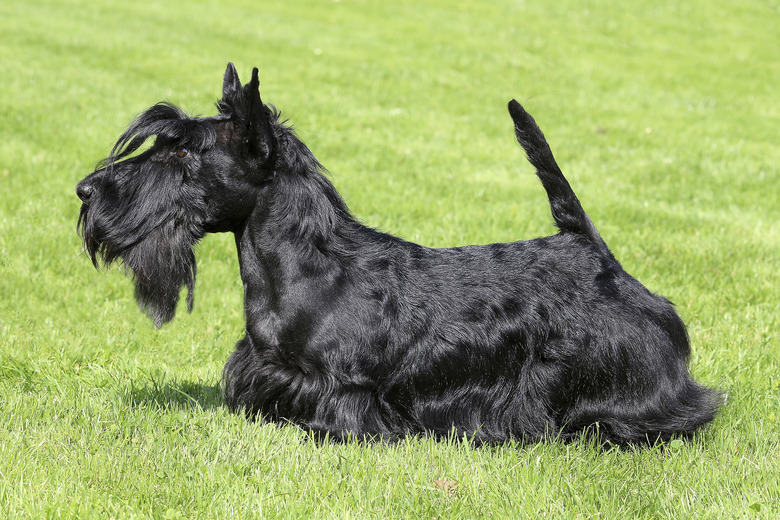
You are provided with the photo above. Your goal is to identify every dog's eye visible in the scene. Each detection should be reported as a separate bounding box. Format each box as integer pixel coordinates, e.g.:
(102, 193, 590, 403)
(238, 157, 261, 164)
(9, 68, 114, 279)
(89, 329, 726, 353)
(175, 147, 189, 158)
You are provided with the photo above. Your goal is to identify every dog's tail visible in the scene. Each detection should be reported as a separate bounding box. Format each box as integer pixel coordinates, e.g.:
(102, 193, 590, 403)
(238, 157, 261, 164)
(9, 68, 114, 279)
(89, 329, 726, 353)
(508, 100, 608, 251)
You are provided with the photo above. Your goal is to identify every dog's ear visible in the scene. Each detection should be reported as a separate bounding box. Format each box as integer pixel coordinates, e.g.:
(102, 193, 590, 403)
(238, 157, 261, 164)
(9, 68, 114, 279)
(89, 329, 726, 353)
(221, 63, 274, 164)
(222, 62, 242, 101)
(243, 67, 274, 163)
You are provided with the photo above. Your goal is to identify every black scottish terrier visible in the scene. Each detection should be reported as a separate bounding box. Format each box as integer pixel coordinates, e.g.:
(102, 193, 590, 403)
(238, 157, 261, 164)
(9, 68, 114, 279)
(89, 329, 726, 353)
(77, 63, 720, 445)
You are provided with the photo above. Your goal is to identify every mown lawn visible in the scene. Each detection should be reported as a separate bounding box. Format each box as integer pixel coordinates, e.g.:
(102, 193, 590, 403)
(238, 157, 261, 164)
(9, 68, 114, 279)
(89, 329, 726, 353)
(1, 0, 778, 518)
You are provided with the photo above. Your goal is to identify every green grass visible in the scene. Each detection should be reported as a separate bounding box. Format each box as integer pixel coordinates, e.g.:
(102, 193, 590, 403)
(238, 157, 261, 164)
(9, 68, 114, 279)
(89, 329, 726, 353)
(1, 0, 778, 517)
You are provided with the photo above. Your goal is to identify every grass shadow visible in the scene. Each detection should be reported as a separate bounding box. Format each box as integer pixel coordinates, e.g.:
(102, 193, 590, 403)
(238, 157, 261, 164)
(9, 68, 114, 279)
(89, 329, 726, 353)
(124, 373, 223, 412)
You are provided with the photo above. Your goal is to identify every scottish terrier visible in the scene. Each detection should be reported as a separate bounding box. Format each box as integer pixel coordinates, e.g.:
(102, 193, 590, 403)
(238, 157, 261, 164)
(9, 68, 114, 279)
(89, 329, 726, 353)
(76, 63, 720, 445)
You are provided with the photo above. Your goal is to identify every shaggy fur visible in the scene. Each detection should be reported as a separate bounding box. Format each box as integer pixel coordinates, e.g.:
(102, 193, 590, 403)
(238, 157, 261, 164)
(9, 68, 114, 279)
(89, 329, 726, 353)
(77, 63, 720, 445)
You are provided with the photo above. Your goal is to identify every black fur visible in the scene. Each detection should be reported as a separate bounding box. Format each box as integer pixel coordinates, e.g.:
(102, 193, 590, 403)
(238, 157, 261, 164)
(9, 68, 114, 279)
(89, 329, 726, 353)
(77, 63, 720, 444)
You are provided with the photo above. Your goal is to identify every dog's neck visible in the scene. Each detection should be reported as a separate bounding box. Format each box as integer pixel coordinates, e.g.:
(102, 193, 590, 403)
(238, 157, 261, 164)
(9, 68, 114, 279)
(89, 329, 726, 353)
(232, 167, 359, 342)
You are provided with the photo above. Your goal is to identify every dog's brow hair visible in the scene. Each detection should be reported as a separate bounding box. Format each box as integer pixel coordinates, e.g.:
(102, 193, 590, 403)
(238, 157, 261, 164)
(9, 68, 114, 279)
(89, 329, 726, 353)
(100, 102, 225, 169)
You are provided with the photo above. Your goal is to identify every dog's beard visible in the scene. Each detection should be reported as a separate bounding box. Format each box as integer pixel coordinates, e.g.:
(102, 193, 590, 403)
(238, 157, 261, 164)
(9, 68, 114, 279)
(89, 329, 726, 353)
(79, 207, 200, 328)
(123, 221, 199, 328)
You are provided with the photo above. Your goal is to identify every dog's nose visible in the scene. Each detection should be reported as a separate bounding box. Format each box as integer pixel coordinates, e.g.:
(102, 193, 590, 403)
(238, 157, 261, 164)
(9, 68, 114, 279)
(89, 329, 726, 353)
(76, 183, 94, 203)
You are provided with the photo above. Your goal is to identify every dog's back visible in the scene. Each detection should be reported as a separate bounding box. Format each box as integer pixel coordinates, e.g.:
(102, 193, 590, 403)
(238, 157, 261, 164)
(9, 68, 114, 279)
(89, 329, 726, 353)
(349, 102, 722, 444)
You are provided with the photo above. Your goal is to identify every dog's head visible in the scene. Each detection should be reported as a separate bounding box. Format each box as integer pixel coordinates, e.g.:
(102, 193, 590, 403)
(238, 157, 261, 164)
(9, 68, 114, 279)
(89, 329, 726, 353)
(76, 63, 277, 327)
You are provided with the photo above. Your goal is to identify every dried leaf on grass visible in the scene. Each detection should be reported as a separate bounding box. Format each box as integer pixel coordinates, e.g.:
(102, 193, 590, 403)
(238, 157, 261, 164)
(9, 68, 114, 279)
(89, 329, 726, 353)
(433, 479, 459, 496)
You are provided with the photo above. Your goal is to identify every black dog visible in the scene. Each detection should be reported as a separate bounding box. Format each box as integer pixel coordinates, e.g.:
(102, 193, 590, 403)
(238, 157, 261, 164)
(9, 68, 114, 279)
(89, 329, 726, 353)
(77, 63, 720, 445)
